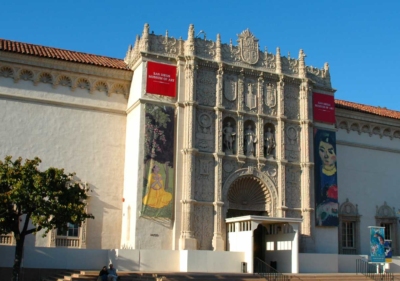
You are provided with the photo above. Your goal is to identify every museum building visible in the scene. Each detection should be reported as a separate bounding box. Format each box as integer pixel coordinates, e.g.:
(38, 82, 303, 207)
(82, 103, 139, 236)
(1, 24, 400, 273)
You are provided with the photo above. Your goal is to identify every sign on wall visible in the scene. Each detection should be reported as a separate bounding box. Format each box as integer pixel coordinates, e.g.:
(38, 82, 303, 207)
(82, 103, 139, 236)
(146, 61, 177, 97)
(369, 226, 386, 263)
(314, 128, 338, 226)
(313, 93, 335, 124)
(141, 104, 175, 219)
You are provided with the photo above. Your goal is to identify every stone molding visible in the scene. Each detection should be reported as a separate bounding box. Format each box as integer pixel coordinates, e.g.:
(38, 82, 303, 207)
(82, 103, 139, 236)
(336, 116, 400, 140)
(0, 62, 131, 98)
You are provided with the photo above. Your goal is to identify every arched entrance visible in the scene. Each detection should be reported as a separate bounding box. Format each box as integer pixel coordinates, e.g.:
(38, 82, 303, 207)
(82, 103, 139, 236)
(226, 175, 272, 218)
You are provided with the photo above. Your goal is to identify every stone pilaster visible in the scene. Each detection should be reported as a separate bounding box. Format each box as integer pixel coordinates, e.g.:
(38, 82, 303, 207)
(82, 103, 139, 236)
(212, 153, 225, 250)
(299, 80, 313, 235)
(179, 31, 198, 248)
(276, 75, 286, 217)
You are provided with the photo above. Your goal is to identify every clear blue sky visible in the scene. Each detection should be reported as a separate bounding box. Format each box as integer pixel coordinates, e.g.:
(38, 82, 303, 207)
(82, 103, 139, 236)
(2, 0, 399, 110)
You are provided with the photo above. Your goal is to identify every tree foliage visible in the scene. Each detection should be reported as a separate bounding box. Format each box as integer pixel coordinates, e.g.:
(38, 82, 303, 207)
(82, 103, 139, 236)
(0, 156, 94, 281)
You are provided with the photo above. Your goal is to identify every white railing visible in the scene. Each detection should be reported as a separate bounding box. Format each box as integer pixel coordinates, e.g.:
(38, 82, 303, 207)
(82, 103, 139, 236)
(55, 237, 80, 248)
(0, 234, 14, 245)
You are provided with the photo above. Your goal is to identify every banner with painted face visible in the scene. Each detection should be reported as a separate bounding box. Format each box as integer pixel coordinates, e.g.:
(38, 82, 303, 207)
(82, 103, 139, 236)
(369, 227, 385, 263)
(141, 104, 175, 219)
(314, 128, 338, 226)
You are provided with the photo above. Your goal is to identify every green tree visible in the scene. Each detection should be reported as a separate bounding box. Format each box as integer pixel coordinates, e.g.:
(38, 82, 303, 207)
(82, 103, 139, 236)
(0, 156, 94, 281)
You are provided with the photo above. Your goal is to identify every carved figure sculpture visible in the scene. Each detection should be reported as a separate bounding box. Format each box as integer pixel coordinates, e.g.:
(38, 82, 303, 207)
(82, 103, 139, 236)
(223, 122, 236, 154)
(244, 125, 257, 157)
(264, 127, 276, 158)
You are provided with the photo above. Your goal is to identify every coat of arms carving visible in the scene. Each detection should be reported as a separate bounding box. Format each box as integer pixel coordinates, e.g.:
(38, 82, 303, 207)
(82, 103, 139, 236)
(224, 76, 237, 101)
(245, 83, 257, 110)
(238, 29, 259, 65)
(265, 83, 276, 107)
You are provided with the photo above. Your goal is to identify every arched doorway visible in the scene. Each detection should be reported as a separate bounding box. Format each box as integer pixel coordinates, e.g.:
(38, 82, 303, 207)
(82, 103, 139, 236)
(226, 175, 271, 218)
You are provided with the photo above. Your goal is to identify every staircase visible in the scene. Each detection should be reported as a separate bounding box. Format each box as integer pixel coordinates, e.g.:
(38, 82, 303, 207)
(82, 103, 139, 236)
(44, 271, 400, 281)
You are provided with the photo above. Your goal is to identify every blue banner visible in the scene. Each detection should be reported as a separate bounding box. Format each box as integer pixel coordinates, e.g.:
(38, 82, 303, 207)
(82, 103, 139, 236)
(369, 227, 385, 263)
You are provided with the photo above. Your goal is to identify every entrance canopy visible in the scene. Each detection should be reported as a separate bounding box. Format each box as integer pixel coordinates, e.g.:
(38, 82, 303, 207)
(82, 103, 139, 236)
(226, 215, 302, 274)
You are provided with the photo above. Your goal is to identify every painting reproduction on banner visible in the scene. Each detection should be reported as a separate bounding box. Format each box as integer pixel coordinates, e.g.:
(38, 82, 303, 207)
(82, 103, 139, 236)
(314, 128, 338, 226)
(369, 227, 386, 263)
(141, 104, 175, 219)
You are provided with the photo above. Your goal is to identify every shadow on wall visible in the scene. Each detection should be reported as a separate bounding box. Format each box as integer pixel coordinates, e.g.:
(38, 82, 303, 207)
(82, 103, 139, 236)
(108, 249, 140, 271)
(88, 185, 122, 249)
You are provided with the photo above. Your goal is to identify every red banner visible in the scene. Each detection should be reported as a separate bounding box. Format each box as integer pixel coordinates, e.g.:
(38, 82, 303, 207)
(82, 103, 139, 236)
(146, 61, 176, 97)
(313, 93, 335, 124)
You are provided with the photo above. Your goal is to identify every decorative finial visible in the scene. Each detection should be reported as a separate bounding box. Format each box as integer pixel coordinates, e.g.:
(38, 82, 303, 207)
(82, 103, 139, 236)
(216, 34, 222, 62)
(166, 30, 169, 37)
(298, 49, 306, 78)
(276, 47, 282, 74)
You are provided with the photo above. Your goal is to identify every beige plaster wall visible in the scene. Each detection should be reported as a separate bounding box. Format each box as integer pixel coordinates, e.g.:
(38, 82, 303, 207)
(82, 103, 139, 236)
(0, 79, 127, 249)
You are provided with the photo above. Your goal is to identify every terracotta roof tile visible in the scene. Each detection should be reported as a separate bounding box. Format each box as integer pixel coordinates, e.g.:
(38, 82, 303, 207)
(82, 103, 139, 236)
(0, 38, 130, 70)
(335, 99, 400, 120)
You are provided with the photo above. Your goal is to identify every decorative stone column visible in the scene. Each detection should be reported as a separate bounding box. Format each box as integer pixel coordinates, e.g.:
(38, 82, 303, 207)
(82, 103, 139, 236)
(299, 79, 313, 235)
(257, 73, 265, 159)
(179, 24, 198, 250)
(212, 63, 225, 251)
(276, 76, 287, 217)
(237, 70, 245, 160)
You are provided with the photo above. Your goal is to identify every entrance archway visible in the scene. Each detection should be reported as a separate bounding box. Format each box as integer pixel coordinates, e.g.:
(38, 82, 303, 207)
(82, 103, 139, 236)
(226, 175, 272, 218)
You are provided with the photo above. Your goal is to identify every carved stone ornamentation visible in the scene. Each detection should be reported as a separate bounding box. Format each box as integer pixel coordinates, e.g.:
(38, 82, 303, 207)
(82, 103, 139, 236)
(285, 125, 300, 162)
(285, 166, 302, 208)
(284, 83, 300, 120)
(196, 67, 216, 107)
(245, 82, 257, 110)
(193, 204, 214, 250)
(237, 29, 259, 65)
(194, 158, 214, 202)
(195, 111, 214, 152)
(224, 75, 237, 102)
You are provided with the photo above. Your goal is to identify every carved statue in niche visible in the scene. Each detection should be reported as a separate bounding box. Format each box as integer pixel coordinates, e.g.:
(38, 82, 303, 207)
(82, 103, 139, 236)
(223, 122, 236, 155)
(244, 125, 257, 157)
(264, 126, 276, 158)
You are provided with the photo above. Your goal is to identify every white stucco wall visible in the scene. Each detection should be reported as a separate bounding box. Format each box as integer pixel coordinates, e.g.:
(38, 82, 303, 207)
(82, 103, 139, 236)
(0, 78, 127, 249)
(336, 129, 400, 255)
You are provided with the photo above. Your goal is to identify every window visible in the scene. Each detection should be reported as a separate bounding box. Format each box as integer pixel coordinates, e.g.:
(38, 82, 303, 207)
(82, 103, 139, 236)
(338, 199, 360, 255)
(57, 223, 79, 237)
(376, 202, 397, 254)
(342, 221, 354, 248)
(380, 223, 391, 240)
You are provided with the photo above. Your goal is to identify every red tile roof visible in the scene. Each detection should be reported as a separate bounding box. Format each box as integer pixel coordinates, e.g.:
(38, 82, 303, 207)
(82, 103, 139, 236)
(0, 38, 130, 70)
(335, 99, 400, 120)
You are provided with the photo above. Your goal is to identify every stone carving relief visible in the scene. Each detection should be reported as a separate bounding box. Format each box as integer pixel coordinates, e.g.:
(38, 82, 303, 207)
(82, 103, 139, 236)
(193, 204, 214, 250)
(339, 198, 359, 216)
(244, 81, 257, 112)
(284, 83, 300, 120)
(149, 31, 179, 56)
(281, 55, 299, 75)
(237, 29, 259, 65)
(194, 157, 214, 202)
(195, 38, 216, 60)
(264, 82, 277, 116)
(285, 125, 301, 162)
(196, 67, 216, 107)
(195, 111, 214, 152)
(376, 202, 396, 218)
(222, 73, 238, 110)
(306, 63, 331, 88)
(262, 49, 276, 71)
(337, 118, 400, 141)
(0, 63, 129, 97)
(285, 166, 302, 208)
(222, 159, 237, 184)
(262, 164, 278, 186)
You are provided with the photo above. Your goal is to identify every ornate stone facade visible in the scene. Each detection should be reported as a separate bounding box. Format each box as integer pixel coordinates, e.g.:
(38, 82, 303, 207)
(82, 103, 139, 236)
(124, 24, 333, 251)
